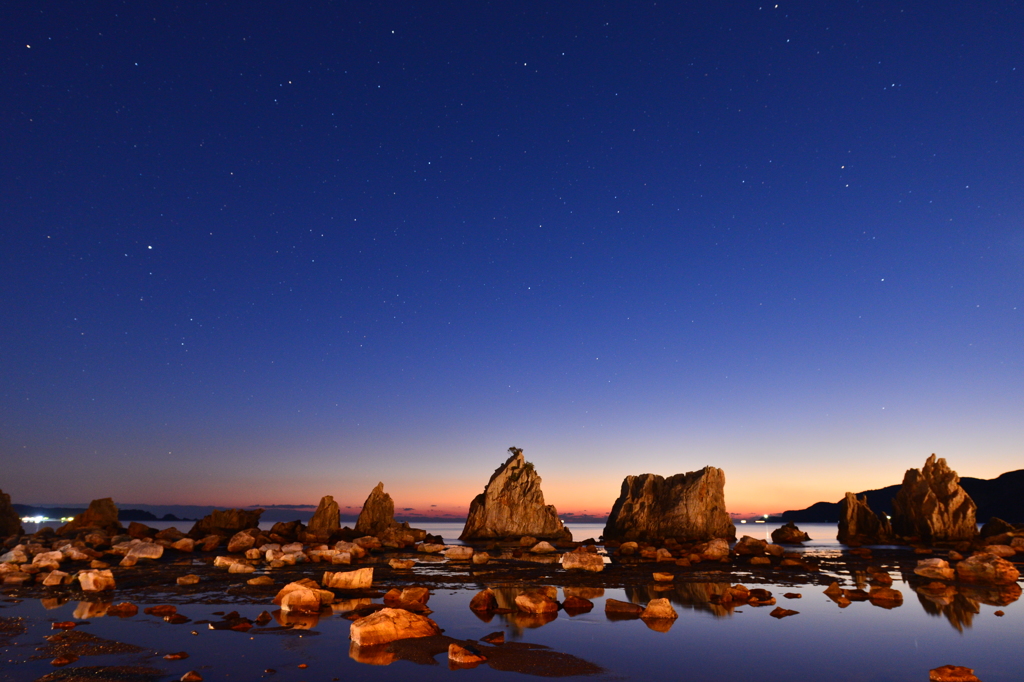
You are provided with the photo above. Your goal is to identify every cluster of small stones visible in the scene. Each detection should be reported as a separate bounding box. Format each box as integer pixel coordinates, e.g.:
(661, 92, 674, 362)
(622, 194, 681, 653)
(604, 534, 821, 572)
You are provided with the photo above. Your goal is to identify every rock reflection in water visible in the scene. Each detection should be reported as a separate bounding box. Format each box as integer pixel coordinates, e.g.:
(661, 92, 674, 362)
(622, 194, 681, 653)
(74, 601, 111, 619)
(563, 587, 604, 600)
(349, 640, 399, 666)
(624, 582, 736, 618)
(40, 597, 70, 610)
(332, 598, 372, 614)
(912, 580, 1019, 632)
(271, 608, 319, 630)
(915, 584, 978, 633)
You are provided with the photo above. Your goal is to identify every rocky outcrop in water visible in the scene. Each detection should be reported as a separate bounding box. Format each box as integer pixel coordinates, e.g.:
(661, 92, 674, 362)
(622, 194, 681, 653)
(0, 489, 22, 538)
(771, 521, 810, 544)
(57, 498, 123, 536)
(891, 455, 977, 543)
(460, 448, 571, 541)
(307, 495, 340, 539)
(355, 483, 396, 536)
(351, 483, 425, 546)
(838, 492, 893, 544)
(603, 467, 735, 542)
(188, 508, 264, 538)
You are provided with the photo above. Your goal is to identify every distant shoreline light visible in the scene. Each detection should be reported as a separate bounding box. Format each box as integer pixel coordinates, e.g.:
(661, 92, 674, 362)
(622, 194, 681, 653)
(21, 516, 75, 523)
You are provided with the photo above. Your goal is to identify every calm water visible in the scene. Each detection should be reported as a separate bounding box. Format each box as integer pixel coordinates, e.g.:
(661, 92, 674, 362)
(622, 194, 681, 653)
(4, 521, 1020, 681)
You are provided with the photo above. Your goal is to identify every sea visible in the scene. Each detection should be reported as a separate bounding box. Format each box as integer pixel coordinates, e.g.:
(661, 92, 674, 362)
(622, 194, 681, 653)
(3, 521, 1020, 681)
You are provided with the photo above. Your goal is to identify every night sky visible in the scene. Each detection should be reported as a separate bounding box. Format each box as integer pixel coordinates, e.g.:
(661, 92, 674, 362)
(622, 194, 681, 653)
(2, 2, 1021, 518)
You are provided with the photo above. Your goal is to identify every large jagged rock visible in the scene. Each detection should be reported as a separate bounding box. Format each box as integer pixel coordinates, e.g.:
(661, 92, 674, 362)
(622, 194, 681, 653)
(57, 498, 123, 536)
(0, 490, 23, 538)
(187, 508, 264, 539)
(351, 483, 424, 545)
(307, 495, 340, 538)
(354, 483, 396, 536)
(838, 492, 893, 545)
(891, 455, 977, 543)
(603, 467, 736, 542)
(460, 448, 571, 541)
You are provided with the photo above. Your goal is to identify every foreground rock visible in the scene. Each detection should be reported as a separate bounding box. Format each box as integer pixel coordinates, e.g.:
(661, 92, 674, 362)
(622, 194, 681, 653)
(307, 495, 340, 539)
(349, 607, 441, 646)
(955, 553, 1020, 586)
(460, 447, 571, 541)
(892, 455, 977, 543)
(603, 467, 736, 542)
(929, 665, 980, 682)
(57, 498, 123, 536)
(838, 492, 893, 545)
(188, 508, 264, 539)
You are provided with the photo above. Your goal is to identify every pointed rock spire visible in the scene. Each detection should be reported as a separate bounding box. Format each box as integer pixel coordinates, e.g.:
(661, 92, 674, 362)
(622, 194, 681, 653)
(460, 447, 570, 541)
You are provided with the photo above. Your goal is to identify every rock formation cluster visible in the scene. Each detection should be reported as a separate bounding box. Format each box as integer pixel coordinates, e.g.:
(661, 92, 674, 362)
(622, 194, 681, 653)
(891, 455, 977, 543)
(838, 493, 893, 545)
(603, 467, 735, 542)
(460, 448, 571, 541)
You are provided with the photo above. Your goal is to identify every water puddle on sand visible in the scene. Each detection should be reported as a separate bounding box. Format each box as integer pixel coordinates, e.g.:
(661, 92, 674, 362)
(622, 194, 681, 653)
(2, 573, 1022, 682)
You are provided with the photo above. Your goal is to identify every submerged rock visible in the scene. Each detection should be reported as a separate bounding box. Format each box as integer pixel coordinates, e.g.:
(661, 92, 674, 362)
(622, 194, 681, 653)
(891, 455, 977, 543)
(307, 495, 340, 539)
(838, 493, 893, 545)
(460, 448, 571, 541)
(0, 489, 23, 538)
(58, 498, 123, 536)
(603, 467, 736, 542)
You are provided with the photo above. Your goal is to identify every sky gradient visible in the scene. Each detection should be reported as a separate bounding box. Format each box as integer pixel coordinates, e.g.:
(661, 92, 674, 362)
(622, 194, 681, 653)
(2, 2, 1021, 518)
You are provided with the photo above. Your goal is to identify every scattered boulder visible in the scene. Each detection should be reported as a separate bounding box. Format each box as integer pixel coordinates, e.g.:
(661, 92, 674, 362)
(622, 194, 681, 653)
(323, 567, 374, 590)
(605, 599, 644, 616)
(188, 509, 264, 539)
(307, 495, 340, 539)
(562, 550, 604, 572)
(955, 553, 1020, 585)
(771, 522, 810, 544)
(444, 546, 474, 561)
(914, 558, 955, 581)
(891, 455, 977, 543)
(460, 447, 571, 541)
(529, 541, 557, 554)
(515, 591, 559, 614)
(349, 607, 441, 647)
(641, 598, 677, 620)
(838, 493, 893, 545)
(57, 498, 123, 536)
(78, 569, 115, 591)
(0, 490, 24, 538)
(733, 535, 768, 555)
(389, 559, 415, 570)
(603, 467, 736, 542)
(449, 642, 487, 666)
(470, 589, 498, 612)
(274, 579, 333, 612)
(769, 607, 799, 618)
(226, 531, 257, 553)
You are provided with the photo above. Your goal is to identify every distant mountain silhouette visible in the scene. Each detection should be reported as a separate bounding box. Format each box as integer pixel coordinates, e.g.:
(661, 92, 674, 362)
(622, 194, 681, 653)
(778, 469, 1024, 523)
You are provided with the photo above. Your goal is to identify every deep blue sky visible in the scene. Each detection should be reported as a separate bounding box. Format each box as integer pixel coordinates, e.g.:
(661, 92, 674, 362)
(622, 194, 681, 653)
(2, 2, 1021, 516)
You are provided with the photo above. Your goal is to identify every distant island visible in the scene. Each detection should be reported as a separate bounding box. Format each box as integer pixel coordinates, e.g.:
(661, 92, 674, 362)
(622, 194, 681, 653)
(12, 504, 190, 523)
(775, 469, 1024, 523)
